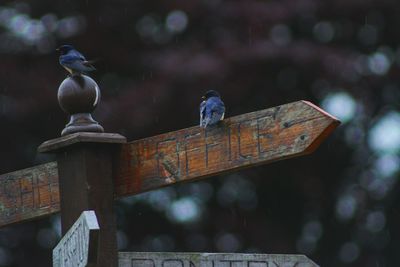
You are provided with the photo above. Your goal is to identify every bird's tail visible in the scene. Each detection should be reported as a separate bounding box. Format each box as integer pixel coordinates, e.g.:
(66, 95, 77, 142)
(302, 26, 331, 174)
(82, 61, 96, 71)
(201, 118, 210, 128)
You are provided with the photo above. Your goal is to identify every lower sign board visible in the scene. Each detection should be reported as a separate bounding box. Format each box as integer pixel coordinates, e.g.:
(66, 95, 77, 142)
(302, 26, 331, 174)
(118, 252, 319, 267)
(53, 210, 99, 267)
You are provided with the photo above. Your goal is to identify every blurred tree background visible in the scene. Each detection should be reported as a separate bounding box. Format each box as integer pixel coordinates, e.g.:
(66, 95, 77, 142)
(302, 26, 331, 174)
(0, 0, 399, 266)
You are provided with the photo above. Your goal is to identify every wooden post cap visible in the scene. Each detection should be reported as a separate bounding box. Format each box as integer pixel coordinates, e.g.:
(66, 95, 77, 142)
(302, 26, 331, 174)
(58, 75, 104, 136)
(38, 132, 127, 153)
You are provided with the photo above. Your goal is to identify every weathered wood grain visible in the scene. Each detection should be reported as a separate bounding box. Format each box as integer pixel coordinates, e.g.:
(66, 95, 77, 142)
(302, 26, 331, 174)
(38, 132, 127, 153)
(54, 137, 124, 267)
(114, 100, 340, 196)
(0, 162, 59, 226)
(0, 101, 339, 228)
(118, 252, 319, 267)
(53, 210, 99, 267)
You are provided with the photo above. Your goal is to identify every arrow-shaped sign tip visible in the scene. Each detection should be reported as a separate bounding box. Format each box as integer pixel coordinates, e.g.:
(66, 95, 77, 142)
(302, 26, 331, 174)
(301, 100, 341, 154)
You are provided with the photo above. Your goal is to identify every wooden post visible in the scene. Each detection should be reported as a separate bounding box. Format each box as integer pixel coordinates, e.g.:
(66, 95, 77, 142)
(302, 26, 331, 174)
(39, 132, 126, 267)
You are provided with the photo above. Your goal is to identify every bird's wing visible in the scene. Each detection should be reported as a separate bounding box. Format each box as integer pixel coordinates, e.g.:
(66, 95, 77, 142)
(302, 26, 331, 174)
(82, 60, 96, 70)
(204, 98, 225, 126)
(61, 59, 96, 73)
(83, 59, 96, 66)
(200, 101, 207, 126)
(69, 49, 87, 61)
(59, 54, 77, 64)
(208, 98, 225, 116)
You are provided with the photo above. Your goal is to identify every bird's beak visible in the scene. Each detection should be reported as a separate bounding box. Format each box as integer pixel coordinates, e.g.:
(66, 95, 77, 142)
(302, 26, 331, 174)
(56, 47, 60, 52)
(201, 96, 206, 100)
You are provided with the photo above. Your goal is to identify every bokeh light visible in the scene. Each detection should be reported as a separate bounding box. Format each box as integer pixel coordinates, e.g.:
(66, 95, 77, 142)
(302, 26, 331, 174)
(165, 10, 188, 33)
(296, 220, 323, 254)
(0, 247, 11, 267)
(215, 232, 241, 252)
(368, 111, 400, 154)
(185, 233, 208, 251)
(365, 210, 386, 233)
(374, 154, 399, 178)
(368, 52, 391, 75)
(270, 24, 292, 46)
(322, 92, 356, 123)
(36, 228, 58, 249)
(166, 197, 202, 224)
(117, 230, 129, 250)
(339, 242, 360, 263)
(336, 194, 358, 221)
(217, 174, 258, 210)
(0, 5, 85, 53)
(313, 21, 335, 43)
(141, 234, 175, 251)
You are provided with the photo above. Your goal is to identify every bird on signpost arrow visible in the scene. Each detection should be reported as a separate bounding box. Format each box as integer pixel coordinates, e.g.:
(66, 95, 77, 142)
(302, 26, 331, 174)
(57, 44, 96, 76)
(200, 90, 226, 128)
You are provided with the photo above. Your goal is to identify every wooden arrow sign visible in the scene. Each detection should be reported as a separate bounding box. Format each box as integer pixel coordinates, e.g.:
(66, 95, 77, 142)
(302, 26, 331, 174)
(0, 101, 339, 228)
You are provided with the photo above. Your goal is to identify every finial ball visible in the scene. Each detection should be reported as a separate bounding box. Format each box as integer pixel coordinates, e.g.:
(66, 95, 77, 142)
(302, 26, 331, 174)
(57, 74, 104, 136)
(58, 75, 101, 115)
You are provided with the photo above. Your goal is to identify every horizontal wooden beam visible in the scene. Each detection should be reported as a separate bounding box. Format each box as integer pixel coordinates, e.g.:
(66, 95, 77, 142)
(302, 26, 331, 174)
(113, 100, 339, 196)
(0, 101, 339, 228)
(0, 162, 59, 226)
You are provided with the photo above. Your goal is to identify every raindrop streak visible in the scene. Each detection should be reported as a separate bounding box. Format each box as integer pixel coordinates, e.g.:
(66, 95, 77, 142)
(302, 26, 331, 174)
(358, 24, 378, 46)
(248, 27, 252, 46)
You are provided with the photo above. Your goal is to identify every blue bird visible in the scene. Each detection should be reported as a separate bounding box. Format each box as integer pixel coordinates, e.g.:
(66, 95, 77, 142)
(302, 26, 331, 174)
(57, 45, 96, 75)
(200, 90, 225, 128)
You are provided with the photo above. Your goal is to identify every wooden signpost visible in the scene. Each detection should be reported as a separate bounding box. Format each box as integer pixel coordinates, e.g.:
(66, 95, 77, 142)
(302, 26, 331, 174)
(53, 210, 99, 267)
(0, 74, 340, 267)
(0, 101, 338, 227)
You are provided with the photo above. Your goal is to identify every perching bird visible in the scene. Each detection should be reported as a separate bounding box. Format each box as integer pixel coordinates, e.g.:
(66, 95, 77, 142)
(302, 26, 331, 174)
(57, 45, 96, 75)
(200, 90, 225, 128)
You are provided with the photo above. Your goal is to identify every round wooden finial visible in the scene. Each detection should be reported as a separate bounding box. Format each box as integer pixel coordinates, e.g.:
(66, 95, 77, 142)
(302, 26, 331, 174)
(58, 75, 104, 136)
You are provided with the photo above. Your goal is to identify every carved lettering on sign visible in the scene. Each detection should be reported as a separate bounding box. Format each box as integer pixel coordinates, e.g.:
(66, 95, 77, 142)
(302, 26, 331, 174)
(0, 162, 59, 226)
(0, 101, 339, 228)
(53, 210, 99, 267)
(118, 252, 319, 267)
(156, 138, 180, 183)
(184, 131, 203, 177)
